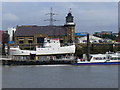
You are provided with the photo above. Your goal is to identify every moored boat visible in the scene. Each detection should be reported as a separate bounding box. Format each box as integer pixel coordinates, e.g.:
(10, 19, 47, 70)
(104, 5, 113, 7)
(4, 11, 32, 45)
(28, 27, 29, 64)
(8, 38, 75, 56)
(6, 38, 76, 61)
(73, 52, 120, 65)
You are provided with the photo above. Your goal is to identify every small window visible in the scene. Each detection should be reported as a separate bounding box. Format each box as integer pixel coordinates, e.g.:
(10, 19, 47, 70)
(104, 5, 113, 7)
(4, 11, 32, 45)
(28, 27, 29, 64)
(118, 57, 120, 60)
(28, 38, 33, 40)
(111, 57, 118, 60)
(96, 58, 98, 60)
(28, 40, 33, 43)
(19, 38, 24, 40)
(47, 40, 50, 43)
(60, 40, 63, 43)
(103, 57, 106, 59)
(19, 38, 24, 39)
(29, 38, 33, 39)
(19, 40, 24, 44)
(111, 58, 114, 60)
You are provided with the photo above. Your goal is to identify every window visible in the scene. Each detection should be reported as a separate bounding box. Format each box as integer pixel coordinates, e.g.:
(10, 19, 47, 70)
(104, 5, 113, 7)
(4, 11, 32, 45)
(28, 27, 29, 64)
(28, 38, 33, 40)
(28, 40, 33, 43)
(19, 38, 24, 40)
(60, 40, 63, 43)
(19, 40, 24, 44)
(111, 58, 114, 60)
(37, 37, 44, 43)
(95, 57, 105, 60)
(47, 40, 50, 43)
(118, 57, 120, 60)
(111, 57, 118, 60)
(103, 57, 106, 59)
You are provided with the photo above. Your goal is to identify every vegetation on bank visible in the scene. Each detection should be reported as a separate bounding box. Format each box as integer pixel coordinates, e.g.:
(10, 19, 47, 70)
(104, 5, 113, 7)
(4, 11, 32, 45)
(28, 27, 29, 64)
(75, 43, 120, 56)
(94, 34, 118, 41)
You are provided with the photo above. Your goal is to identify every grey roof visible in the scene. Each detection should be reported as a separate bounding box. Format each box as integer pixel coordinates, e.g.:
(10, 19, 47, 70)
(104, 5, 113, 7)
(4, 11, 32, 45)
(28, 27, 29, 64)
(15, 26, 67, 36)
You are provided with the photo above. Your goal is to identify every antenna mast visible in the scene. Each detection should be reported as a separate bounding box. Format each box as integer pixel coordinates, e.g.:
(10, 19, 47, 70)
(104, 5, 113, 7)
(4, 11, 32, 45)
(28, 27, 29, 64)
(69, 8, 72, 13)
(44, 7, 58, 26)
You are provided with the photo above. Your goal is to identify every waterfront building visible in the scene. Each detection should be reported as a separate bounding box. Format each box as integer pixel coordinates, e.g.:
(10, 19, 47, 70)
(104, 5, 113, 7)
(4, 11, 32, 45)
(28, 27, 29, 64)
(8, 27, 16, 43)
(77, 35, 104, 43)
(14, 10, 75, 49)
(94, 31, 112, 36)
(75, 33, 87, 37)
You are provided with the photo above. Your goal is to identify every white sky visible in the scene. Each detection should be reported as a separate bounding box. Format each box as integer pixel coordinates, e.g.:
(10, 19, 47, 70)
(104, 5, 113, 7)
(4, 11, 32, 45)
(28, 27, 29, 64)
(1, 0, 120, 2)
(1, 0, 120, 34)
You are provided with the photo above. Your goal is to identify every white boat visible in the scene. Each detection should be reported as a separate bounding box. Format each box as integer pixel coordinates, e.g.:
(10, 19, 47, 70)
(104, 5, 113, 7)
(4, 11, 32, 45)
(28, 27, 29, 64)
(73, 52, 120, 65)
(8, 38, 75, 56)
(108, 51, 120, 63)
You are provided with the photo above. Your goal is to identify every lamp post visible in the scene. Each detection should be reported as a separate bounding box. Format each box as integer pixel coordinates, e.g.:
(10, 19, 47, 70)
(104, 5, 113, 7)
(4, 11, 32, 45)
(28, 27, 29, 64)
(87, 33, 90, 61)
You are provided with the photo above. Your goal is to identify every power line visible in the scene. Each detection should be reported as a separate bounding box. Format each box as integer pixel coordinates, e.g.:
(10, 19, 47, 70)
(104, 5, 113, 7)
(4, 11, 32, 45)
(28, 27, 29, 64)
(44, 7, 59, 26)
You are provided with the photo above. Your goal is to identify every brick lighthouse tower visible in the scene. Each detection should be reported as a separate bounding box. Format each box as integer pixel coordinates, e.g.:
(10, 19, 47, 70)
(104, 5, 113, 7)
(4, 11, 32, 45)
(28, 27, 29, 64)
(64, 8, 75, 43)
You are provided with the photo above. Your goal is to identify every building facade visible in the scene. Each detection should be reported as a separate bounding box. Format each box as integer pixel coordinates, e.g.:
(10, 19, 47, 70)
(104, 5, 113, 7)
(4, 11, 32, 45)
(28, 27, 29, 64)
(8, 27, 16, 42)
(14, 11, 75, 49)
(94, 31, 112, 36)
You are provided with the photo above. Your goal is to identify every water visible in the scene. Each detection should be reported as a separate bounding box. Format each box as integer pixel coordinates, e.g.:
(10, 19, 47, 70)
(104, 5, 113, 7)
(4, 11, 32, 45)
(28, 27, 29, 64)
(2, 65, 119, 88)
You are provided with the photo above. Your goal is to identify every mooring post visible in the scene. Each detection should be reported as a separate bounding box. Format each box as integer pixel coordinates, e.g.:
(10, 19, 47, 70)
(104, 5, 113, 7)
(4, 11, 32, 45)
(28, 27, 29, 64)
(87, 33, 90, 61)
(7, 34, 10, 58)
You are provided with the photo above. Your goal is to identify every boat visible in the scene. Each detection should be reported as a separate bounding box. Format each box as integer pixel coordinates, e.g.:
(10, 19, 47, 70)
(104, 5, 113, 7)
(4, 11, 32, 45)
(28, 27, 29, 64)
(73, 52, 120, 65)
(6, 38, 76, 60)
(0, 55, 12, 65)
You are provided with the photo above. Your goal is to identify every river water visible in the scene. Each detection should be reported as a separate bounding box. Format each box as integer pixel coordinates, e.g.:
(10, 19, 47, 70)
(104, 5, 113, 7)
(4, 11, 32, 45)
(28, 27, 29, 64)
(2, 65, 119, 88)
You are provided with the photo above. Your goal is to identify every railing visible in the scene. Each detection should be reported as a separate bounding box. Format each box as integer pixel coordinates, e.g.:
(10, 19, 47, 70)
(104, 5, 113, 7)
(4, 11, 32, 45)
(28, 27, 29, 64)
(10, 43, 75, 49)
(11, 55, 75, 61)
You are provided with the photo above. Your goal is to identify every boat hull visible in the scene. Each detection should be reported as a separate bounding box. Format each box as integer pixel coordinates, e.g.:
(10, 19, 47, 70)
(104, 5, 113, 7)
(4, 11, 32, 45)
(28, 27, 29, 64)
(73, 62, 120, 65)
(9, 45, 75, 56)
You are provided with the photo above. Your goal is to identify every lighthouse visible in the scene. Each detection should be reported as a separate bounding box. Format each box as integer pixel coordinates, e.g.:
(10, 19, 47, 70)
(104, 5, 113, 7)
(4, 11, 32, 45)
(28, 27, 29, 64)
(64, 8, 75, 43)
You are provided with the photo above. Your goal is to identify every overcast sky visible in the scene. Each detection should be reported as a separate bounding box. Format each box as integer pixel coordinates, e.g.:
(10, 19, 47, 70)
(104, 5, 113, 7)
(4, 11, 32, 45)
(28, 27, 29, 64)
(2, 2, 118, 34)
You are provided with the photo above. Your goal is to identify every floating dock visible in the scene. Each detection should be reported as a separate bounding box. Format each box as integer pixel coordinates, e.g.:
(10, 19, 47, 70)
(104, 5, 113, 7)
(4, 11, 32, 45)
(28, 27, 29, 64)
(2, 59, 75, 66)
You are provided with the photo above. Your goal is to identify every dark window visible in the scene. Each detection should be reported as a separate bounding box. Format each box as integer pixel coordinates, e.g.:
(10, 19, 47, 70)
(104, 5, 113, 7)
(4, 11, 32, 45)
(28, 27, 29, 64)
(19, 38, 24, 39)
(60, 40, 64, 43)
(28, 40, 33, 43)
(37, 37, 44, 43)
(47, 40, 50, 43)
(19, 40, 24, 44)
(29, 38, 33, 39)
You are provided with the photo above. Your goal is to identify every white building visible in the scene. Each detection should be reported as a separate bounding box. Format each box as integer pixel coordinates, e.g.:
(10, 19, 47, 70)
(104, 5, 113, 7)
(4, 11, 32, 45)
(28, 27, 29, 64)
(8, 27, 16, 41)
(77, 35, 104, 43)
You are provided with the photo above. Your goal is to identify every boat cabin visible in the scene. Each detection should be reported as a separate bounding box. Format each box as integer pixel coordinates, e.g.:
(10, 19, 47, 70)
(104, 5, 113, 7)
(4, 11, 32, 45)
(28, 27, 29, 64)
(90, 54, 107, 62)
